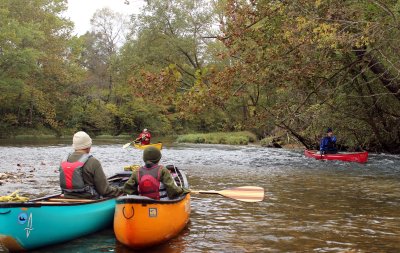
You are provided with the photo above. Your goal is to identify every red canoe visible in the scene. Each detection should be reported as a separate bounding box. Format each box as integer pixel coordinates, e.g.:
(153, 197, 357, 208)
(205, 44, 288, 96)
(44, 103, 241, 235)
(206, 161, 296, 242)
(304, 150, 368, 163)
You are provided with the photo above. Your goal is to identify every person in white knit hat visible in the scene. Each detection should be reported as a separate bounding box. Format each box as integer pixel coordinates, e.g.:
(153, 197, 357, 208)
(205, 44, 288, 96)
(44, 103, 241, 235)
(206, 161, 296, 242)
(72, 131, 92, 150)
(59, 131, 122, 199)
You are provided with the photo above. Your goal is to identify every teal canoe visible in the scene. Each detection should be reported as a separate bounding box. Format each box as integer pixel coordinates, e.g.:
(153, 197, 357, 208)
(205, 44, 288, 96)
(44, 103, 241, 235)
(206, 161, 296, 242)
(0, 172, 130, 251)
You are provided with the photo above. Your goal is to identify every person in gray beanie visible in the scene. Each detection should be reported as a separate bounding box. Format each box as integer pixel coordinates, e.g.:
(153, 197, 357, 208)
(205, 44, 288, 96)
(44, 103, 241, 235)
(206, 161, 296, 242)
(59, 131, 122, 199)
(123, 146, 189, 200)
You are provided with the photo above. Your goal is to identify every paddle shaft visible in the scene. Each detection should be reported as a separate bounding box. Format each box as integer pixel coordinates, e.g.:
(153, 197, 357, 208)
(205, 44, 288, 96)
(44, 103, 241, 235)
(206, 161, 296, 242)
(191, 190, 219, 194)
(123, 140, 140, 149)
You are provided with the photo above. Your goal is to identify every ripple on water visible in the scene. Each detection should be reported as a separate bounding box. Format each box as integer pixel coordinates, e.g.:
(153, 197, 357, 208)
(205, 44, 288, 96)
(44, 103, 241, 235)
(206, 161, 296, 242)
(0, 143, 399, 252)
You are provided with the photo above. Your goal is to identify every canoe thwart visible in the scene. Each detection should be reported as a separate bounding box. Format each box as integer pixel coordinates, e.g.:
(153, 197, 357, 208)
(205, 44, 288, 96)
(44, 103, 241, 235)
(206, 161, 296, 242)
(47, 198, 95, 203)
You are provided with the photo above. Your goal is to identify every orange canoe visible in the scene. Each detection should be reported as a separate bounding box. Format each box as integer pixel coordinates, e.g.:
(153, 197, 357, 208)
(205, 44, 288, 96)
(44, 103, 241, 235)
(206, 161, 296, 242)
(113, 167, 190, 249)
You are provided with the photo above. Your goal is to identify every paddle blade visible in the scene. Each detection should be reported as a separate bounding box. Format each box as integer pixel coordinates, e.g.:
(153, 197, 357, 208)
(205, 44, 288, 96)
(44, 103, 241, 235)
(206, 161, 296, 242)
(122, 142, 132, 149)
(219, 186, 264, 202)
(192, 186, 265, 202)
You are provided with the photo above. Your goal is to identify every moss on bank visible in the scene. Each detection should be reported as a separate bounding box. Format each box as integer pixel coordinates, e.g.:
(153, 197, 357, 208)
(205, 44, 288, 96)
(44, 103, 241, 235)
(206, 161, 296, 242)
(176, 131, 256, 145)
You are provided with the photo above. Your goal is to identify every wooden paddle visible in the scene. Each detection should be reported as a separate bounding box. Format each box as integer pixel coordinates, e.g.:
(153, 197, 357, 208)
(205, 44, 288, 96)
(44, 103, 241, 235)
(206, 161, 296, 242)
(122, 140, 139, 149)
(122, 142, 132, 149)
(191, 186, 264, 202)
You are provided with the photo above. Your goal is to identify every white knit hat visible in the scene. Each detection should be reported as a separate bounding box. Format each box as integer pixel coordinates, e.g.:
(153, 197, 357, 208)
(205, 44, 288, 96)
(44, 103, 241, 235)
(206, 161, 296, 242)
(72, 131, 92, 150)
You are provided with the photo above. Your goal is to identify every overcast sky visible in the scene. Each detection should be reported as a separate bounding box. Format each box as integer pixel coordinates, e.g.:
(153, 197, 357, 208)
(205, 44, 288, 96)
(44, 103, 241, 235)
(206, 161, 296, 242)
(65, 0, 145, 35)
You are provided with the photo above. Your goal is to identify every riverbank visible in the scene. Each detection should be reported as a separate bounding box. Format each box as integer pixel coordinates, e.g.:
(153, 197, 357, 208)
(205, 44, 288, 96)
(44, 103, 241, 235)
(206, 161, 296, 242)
(0, 130, 304, 149)
(1, 129, 304, 149)
(176, 131, 257, 145)
(176, 131, 305, 149)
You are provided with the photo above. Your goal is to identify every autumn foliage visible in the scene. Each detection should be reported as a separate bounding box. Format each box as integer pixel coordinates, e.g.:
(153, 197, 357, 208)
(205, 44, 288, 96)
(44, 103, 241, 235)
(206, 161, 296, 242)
(1, 0, 399, 153)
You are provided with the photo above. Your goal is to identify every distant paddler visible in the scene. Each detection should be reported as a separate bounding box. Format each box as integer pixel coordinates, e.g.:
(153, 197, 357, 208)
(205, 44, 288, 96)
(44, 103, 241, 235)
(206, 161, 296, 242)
(135, 128, 151, 145)
(319, 127, 338, 154)
(123, 128, 162, 150)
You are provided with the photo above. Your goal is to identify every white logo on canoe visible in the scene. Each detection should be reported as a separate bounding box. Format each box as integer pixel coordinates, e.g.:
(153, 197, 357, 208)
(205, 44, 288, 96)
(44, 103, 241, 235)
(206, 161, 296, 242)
(24, 213, 34, 238)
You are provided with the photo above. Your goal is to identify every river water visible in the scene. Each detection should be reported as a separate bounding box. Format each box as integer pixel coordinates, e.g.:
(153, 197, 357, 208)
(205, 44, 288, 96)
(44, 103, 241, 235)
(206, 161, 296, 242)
(0, 140, 399, 253)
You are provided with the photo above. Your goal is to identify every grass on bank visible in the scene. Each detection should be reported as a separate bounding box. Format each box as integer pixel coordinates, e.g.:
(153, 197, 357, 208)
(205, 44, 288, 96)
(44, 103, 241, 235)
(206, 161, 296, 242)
(176, 131, 256, 145)
(4, 128, 258, 146)
(5, 127, 132, 140)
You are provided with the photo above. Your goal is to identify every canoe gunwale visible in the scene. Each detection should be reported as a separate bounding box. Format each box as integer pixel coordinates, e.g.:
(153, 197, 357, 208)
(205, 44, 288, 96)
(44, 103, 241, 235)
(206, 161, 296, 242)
(0, 196, 114, 208)
(305, 150, 368, 155)
(133, 142, 163, 150)
(0, 172, 131, 208)
(116, 194, 189, 205)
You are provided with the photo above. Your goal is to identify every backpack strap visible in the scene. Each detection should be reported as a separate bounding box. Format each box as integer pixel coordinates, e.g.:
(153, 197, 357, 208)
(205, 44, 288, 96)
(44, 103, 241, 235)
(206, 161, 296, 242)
(137, 167, 141, 185)
(156, 165, 162, 181)
(77, 154, 92, 164)
(62, 153, 92, 163)
(62, 153, 71, 162)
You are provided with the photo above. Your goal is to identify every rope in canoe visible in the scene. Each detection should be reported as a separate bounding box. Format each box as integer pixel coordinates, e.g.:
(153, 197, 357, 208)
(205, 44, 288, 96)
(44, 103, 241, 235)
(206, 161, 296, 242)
(124, 165, 140, 171)
(0, 190, 29, 202)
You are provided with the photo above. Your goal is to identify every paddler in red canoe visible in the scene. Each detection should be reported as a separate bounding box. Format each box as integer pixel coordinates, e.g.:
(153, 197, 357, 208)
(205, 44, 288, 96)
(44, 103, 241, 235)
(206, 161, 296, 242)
(319, 127, 338, 154)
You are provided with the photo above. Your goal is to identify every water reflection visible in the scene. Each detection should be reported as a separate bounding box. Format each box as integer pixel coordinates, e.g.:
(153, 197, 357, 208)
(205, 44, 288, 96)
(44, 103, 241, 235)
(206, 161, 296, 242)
(1, 142, 400, 252)
(115, 228, 189, 253)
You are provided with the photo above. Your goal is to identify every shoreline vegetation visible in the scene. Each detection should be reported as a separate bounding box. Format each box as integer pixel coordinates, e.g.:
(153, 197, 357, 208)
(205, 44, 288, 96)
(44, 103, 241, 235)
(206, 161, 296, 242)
(176, 131, 256, 145)
(1, 130, 303, 149)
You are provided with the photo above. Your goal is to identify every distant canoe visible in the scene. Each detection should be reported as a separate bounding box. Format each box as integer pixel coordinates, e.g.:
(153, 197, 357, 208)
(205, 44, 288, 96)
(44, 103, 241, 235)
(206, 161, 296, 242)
(114, 166, 190, 249)
(133, 142, 163, 150)
(304, 150, 368, 163)
(0, 173, 130, 251)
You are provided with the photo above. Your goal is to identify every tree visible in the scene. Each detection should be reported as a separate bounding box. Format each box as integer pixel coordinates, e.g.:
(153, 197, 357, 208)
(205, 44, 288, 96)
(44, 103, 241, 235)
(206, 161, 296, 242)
(120, 0, 229, 133)
(0, 0, 77, 135)
(88, 7, 129, 103)
(205, 0, 400, 152)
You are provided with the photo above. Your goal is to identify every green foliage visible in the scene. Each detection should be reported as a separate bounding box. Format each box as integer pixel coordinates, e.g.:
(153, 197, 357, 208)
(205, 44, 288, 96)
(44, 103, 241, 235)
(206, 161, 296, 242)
(1, 0, 399, 153)
(204, 0, 400, 153)
(176, 131, 256, 145)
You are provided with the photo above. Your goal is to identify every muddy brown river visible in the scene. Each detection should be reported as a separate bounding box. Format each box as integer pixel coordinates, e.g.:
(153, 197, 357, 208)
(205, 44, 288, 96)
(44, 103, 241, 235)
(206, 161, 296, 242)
(0, 139, 399, 252)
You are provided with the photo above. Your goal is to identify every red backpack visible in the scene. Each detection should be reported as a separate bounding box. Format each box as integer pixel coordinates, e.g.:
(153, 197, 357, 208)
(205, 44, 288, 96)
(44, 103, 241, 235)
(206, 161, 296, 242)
(59, 154, 91, 192)
(137, 165, 162, 200)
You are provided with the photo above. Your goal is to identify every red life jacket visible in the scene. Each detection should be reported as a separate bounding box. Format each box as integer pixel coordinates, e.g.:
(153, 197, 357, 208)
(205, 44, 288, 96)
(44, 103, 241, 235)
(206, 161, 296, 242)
(138, 132, 151, 145)
(137, 165, 167, 200)
(59, 154, 91, 193)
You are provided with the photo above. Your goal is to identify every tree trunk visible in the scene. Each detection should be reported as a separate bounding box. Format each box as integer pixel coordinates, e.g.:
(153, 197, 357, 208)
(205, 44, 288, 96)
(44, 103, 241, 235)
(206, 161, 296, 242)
(354, 48, 400, 101)
(277, 123, 316, 149)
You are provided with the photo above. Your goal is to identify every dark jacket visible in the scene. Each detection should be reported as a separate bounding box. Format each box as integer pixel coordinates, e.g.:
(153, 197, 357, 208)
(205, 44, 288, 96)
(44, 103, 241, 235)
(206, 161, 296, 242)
(320, 136, 337, 152)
